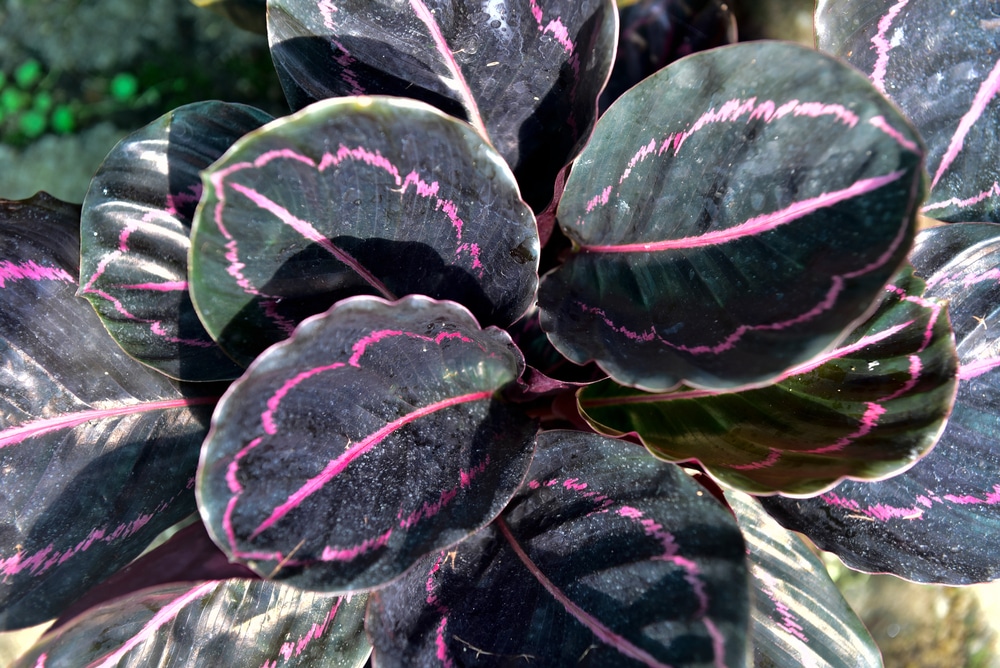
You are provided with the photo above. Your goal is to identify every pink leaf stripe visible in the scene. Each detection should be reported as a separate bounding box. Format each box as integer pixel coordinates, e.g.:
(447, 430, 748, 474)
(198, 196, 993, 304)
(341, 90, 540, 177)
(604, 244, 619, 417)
(869, 0, 910, 94)
(495, 517, 676, 668)
(259, 597, 342, 668)
(249, 388, 493, 540)
(209, 143, 484, 309)
(528, 0, 575, 53)
(0, 396, 218, 450)
(821, 485, 1000, 522)
(756, 570, 809, 643)
(318, 1, 366, 95)
(1, 480, 194, 582)
(220, 327, 497, 561)
(87, 582, 218, 668)
(408, 0, 489, 139)
(582, 170, 906, 253)
(81, 206, 216, 348)
(0, 260, 73, 288)
(931, 57, 1000, 190)
(727, 286, 941, 471)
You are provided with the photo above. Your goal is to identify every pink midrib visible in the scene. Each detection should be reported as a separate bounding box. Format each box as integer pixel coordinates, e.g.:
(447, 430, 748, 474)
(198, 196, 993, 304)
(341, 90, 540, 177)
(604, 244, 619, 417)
(495, 517, 675, 668)
(0, 396, 218, 450)
(249, 388, 495, 539)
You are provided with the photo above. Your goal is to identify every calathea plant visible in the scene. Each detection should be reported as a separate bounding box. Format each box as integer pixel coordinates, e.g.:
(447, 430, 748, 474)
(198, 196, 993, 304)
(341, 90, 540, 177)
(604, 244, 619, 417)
(1, 0, 998, 665)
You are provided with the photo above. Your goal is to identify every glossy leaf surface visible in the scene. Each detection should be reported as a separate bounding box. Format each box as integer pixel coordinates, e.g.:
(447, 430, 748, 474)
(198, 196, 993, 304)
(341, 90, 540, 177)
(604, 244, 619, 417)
(198, 296, 536, 591)
(80, 101, 272, 381)
(762, 224, 1000, 584)
(14, 580, 370, 668)
(538, 41, 925, 392)
(191, 96, 539, 367)
(367, 430, 749, 668)
(0, 195, 221, 629)
(816, 0, 1000, 222)
(578, 266, 958, 495)
(726, 490, 881, 668)
(266, 0, 617, 210)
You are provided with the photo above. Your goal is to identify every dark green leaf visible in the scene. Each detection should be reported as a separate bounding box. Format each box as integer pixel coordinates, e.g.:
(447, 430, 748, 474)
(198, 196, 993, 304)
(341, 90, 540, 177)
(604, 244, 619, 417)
(266, 0, 617, 210)
(197, 296, 537, 591)
(816, 0, 1000, 222)
(726, 490, 880, 668)
(368, 431, 749, 667)
(0, 195, 222, 629)
(762, 223, 1000, 584)
(190, 96, 539, 366)
(539, 41, 925, 391)
(80, 101, 273, 381)
(578, 265, 958, 495)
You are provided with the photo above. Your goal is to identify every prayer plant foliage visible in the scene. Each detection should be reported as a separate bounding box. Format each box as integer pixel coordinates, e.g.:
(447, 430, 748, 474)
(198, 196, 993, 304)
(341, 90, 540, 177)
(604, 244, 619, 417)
(3, 0, 999, 666)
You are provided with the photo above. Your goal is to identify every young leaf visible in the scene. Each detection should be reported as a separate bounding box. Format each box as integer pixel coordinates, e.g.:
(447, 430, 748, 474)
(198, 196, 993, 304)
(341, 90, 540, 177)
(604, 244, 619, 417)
(13, 580, 370, 668)
(190, 96, 539, 367)
(725, 490, 881, 668)
(266, 0, 617, 210)
(367, 430, 749, 667)
(815, 0, 1000, 223)
(538, 41, 925, 391)
(762, 223, 1000, 584)
(197, 295, 537, 591)
(577, 265, 958, 496)
(0, 195, 223, 630)
(80, 101, 273, 381)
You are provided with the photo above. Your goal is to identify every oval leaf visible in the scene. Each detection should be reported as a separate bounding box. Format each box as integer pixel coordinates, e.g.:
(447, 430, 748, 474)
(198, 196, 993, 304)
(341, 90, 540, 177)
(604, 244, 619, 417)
(14, 580, 369, 668)
(578, 265, 958, 495)
(368, 430, 748, 667)
(725, 490, 881, 668)
(266, 0, 617, 210)
(190, 96, 539, 367)
(816, 0, 1000, 222)
(762, 223, 1000, 584)
(538, 40, 925, 391)
(197, 295, 537, 591)
(0, 195, 223, 629)
(80, 101, 273, 381)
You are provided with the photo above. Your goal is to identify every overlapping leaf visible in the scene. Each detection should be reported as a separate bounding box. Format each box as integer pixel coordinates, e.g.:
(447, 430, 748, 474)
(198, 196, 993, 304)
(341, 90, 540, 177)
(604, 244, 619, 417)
(190, 96, 539, 367)
(0, 195, 223, 629)
(197, 296, 537, 591)
(367, 430, 749, 667)
(14, 580, 370, 668)
(726, 490, 881, 668)
(815, 0, 1000, 223)
(538, 41, 925, 392)
(578, 265, 957, 495)
(80, 101, 272, 381)
(266, 0, 617, 210)
(762, 223, 1000, 584)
